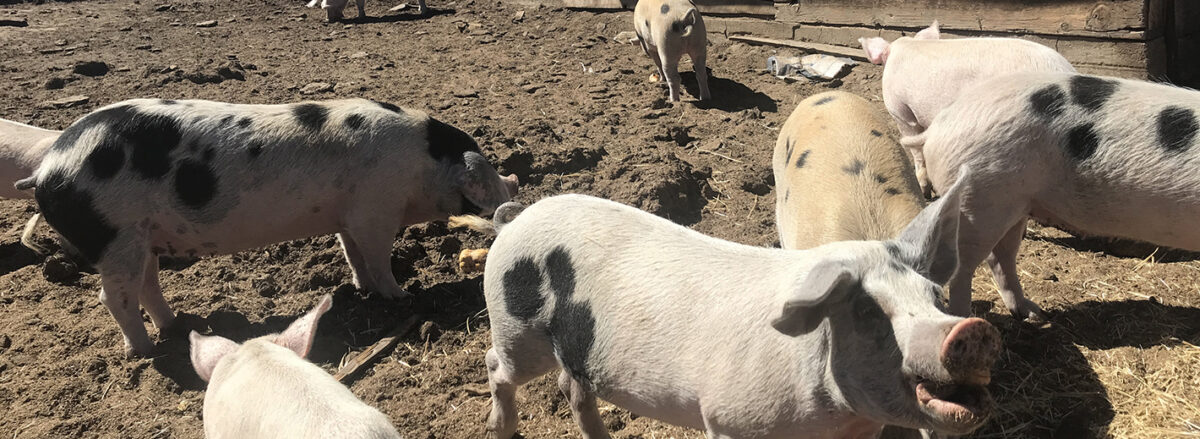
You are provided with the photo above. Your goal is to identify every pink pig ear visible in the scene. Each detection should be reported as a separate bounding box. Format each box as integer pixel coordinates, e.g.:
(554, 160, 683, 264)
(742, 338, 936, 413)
(859, 37, 891, 65)
(915, 20, 941, 40)
(274, 294, 333, 358)
(190, 331, 240, 382)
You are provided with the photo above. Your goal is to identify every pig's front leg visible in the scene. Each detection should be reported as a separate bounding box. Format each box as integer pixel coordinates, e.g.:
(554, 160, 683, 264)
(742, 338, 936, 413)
(417, 0, 428, 15)
(986, 218, 1045, 321)
(354, 0, 366, 19)
(338, 209, 410, 300)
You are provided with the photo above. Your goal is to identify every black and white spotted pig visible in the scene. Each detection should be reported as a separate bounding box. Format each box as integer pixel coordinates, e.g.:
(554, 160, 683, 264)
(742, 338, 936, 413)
(482, 182, 1002, 438)
(912, 72, 1200, 320)
(21, 98, 517, 358)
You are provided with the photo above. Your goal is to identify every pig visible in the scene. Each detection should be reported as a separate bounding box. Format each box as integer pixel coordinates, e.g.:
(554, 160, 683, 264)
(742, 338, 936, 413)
(0, 118, 61, 254)
(19, 98, 517, 357)
(190, 294, 403, 439)
(306, 0, 427, 21)
(773, 91, 925, 250)
(858, 21, 1076, 197)
(633, 0, 710, 102)
(912, 72, 1200, 320)
(482, 177, 1003, 439)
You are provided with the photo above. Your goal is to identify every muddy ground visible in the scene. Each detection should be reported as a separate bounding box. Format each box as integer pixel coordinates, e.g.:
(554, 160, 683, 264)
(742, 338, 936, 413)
(0, 0, 1198, 438)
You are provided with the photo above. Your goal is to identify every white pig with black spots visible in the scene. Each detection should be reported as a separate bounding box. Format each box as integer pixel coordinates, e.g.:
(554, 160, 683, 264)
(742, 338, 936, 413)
(20, 98, 517, 358)
(481, 179, 1003, 439)
(910, 72, 1200, 321)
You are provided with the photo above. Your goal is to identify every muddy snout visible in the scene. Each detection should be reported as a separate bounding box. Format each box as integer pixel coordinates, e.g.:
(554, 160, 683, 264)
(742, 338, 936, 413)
(940, 318, 1002, 386)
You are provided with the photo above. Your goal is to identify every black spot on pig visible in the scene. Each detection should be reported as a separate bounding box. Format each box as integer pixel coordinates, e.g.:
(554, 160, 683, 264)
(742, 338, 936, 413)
(545, 247, 576, 300)
(122, 110, 183, 180)
(202, 147, 215, 163)
(851, 293, 894, 349)
(34, 173, 117, 264)
(174, 159, 218, 208)
(885, 188, 901, 196)
(1030, 84, 1066, 119)
(373, 100, 403, 114)
(219, 115, 234, 127)
(884, 242, 905, 261)
(1070, 76, 1118, 112)
(550, 300, 596, 385)
(813, 96, 835, 106)
(784, 138, 795, 163)
(870, 130, 883, 137)
(293, 103, 328, 132)
(345, 113, 366, 130)
(1157, 106, 1198, 153)
(1065, 124, 1100, 161)
(842, 159, 865, 176)
(660, 4, 669, 13)
(874, 174, 888, 184)
(426, 116, 481, 162)
(670, 21, 685, 34)
(237, 117, 252, 129)
(247, 142, 263, 160)
(794, 149, 811, 168)
(160, 99, 177, 105)
(86, 139, 124, 180)
(502, 257, 544, 321)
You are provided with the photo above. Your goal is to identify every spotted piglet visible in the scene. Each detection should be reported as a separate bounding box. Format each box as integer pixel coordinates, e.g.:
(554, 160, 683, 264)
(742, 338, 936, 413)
(22, 98, 517, 357)
(859, 22, 1076, 197)
(914, 72, 1200, 320)
(190, 295, 402, 439)
(773, 91, 925, 250)
(483, 183, 1002, 438)
(633, 0, 710, 102)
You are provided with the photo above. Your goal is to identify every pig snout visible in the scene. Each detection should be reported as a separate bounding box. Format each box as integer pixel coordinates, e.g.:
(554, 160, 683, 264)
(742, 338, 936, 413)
(939, 318, 1001, 386)
(501, 174, 519, 198)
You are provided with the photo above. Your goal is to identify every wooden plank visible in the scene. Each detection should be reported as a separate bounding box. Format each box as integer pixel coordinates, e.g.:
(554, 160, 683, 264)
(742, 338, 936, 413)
(693, 0, 774, 16)
(729, 35, 868, 60)
(707, 17, 796, 39)
(560, 0, 629, 9)
(775, 0, 1152, 39)
(333, 314, 422, 383)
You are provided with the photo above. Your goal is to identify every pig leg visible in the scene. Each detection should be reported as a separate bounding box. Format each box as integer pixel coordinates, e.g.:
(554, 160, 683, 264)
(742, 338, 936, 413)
(558, 371, 610, 439)
(486, 345, 557, 439)
(892, 105, 933, 198)
(337, 233, 378, 292)
(986, 218, 1044, 320)
(658, 47, 682, 102)
(947, 209, 1029, 318)
(137, 256, 176, 331)
(339, 220, 408, 300)
(691, 50, 711, 100)
(354, 0, 366, 18)
(97, 239, 154, 357)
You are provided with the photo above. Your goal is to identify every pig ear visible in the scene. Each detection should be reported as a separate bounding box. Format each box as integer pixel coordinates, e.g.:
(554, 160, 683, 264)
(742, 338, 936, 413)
(915, 20, 941, 40)
(274, 294, 333, 358)
(859, 37, 891, 65)
(190, 331, 240, 382)
(679, 8, 699, 37)
(772, 260, 854, 336)
(894, 166, 968, 284)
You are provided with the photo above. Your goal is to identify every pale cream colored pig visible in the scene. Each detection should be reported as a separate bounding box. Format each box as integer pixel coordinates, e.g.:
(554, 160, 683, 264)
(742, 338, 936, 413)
(773, 91, 925, 250)
(633, 0, 709, 102)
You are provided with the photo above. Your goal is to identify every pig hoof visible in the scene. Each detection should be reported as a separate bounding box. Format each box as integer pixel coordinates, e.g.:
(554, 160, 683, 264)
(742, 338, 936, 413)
(124, 343, 154, 360)
(377, 288, 414, 301)
(1009, 299, 1047, 323)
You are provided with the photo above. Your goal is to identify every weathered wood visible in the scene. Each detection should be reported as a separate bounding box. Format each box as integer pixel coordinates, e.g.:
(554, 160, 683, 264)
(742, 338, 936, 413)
(707, 16, 796, 39)
(560, 0, 627, 8)
(775, 0, 1154, 39)
(693, 0, 773, 16)
(333, 314, 422, 383)
(730, 35, 868, 60)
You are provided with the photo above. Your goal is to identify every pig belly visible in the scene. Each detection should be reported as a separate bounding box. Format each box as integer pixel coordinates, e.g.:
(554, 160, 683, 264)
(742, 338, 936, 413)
(600, 390, 705, 430)
(1032, 189, 1200, 251)
(148, 196, 347, 257)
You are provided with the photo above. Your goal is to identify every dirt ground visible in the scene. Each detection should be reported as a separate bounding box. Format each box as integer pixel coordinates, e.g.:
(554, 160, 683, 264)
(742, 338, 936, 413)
(0, 0, 1198, 438)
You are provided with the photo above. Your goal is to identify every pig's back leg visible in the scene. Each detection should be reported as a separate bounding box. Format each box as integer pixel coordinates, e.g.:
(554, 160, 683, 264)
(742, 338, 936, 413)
(338, 202, 410, 300)
(558, 370, 611, 439)
(337, 232, 378, 292)
(486, 342, 557, 439)
(658, 46, 683, 101)
(137, 256, 175, 331)
(417, 0, 428, 15)
(95, 230, 155, 357)
(354, 0, 366, 18)
(945, 185, 1031, 318)
(691, 50, 711, 100)
(986, 218, 1045, 320)
(889, 101, 933, 197)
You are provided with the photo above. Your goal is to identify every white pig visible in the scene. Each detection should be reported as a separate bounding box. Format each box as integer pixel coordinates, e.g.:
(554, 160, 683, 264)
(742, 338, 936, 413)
(0, 118, 60, 254)
(859, 21, 1076, 197)
(190, 294, 402, 439)
(773, 91, 925, 250)
(633, 0, 710, 102)
(482, 180, 1002, 439)
(19, 98, 517, 357)
(306, 0, 428, 21)
(913, 72, 1200, 320)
